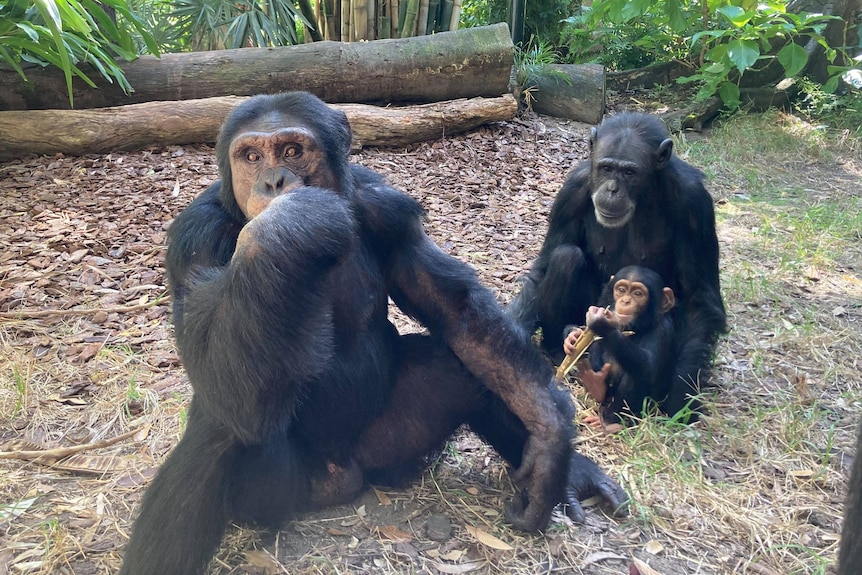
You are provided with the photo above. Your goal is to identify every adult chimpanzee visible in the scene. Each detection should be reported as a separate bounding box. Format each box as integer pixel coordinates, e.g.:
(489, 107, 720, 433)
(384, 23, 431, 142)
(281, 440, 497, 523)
(508, 112, 727, 418)
(119, 92, 628, 575)
(838, 421, 862, 574)
(563, 266, 676, 433)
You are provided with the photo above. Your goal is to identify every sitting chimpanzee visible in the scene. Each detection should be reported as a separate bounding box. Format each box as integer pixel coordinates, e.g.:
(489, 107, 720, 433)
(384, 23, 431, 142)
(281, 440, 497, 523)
(563, 266, 676, 433)
(118, 92, 628, 575)
(508, 112, 727, 418)
(838, 421, 862, 574)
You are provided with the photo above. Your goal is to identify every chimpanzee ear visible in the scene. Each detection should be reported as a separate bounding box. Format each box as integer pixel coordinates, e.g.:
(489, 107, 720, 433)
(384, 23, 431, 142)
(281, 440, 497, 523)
(660, 287, 675, 313)
(589, 127, 598, 152)
(656, 138, 673, 169)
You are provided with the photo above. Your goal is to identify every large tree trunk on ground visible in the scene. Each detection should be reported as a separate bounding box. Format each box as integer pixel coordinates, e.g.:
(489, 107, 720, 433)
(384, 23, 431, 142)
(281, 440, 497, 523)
(0, 95, 518, 162)
(525, 64, 605, 124)
(606, 61, 692, 92)
(0, 23, 514, 111)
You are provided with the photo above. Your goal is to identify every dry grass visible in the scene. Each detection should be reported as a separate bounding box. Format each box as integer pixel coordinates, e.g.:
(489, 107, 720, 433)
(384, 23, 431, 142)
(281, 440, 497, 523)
(1, 109, 860, 575)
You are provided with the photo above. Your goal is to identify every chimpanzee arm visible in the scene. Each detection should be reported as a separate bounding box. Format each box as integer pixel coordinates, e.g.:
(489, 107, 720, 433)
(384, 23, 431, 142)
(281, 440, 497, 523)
(591, 327, 660, 378)
(359, 182, 623, 531)
(508, 166, 593, 332)
(165, 183, 244, 334)
(668, 165, 728, 386)
(169, 187, 356, 445)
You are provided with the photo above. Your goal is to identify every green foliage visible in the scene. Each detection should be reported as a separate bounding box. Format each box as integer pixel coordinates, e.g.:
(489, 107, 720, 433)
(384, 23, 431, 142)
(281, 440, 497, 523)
(0, 0, 160, 107)
(794, 77, 862, 135)
(171, 0, 311, 50)
(678, 4, 838, 109)
(511, 39, 565, 109)
(561, 0, 851, 111)
(126, 0, 186, 53)
(561, 6, 687, 70)
(459, 0, 574, 46)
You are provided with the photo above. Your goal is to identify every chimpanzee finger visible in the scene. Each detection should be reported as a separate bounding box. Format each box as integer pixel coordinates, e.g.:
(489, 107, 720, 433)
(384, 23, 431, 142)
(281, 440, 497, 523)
(566, 452, 629, 520)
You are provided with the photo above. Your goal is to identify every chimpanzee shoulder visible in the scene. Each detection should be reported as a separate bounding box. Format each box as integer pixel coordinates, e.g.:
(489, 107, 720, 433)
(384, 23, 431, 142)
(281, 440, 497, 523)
(165, 183, 244, 324)
(349, 165, 425, 243)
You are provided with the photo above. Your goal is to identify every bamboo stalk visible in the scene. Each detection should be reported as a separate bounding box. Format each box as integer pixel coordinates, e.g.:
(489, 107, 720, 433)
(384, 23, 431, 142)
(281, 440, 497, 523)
(449, 0, 461, 30)
(341, 0, 351, 40)
(367, 0, 375, 39)
(439, 0, 452, 33)
(400, 0, 419, 37)
(426, 0, 439, 33)
(416, 0, 429, 35)
(354, 0, 368, 40)
(554, 328, 597, 383)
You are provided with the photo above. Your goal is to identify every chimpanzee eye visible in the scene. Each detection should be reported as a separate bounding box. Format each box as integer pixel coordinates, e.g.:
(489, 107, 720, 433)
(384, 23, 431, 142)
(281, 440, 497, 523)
(283, 145, 302, 159)
(246, 151, 261, 162)
(602, 165, 613, 173)
(624, 168, 636, 177)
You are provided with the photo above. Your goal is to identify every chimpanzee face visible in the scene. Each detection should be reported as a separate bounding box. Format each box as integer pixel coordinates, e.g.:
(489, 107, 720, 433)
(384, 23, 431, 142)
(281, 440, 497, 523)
(588, 125, 673, 229)
(228, 117, 339, 219)
(611, 278, 649, 323)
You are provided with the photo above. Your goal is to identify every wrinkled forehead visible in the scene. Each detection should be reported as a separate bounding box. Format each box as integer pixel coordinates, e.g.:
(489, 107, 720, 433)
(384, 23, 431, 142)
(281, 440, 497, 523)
(241, 110, 309, 133)
(595, 127, 652, 161)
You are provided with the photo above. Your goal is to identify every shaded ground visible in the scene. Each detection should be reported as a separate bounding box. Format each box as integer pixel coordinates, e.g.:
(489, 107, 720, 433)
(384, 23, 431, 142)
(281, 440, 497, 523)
(0, 103, 860, 575)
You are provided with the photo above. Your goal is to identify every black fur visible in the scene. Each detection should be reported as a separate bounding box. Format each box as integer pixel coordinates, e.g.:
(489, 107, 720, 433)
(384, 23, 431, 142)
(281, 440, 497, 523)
(585, 266, 677, 425)
(119, 92, 627, 575)
(509, 112, 727, 418)
(838, 421, 862, 575)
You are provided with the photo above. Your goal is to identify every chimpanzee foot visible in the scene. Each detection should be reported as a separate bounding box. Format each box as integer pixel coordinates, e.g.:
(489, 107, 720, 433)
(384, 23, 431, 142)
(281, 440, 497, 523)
(563, 451, 628, 523)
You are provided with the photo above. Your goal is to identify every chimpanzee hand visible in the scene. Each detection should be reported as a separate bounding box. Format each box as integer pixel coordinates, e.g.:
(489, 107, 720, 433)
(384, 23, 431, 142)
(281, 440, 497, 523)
(563, 451, 628, 523)
(585, 305, 619, 337)
(504, 434, 568, 532)
(233, 187, 356, 266)
(563, 327, 583, 356)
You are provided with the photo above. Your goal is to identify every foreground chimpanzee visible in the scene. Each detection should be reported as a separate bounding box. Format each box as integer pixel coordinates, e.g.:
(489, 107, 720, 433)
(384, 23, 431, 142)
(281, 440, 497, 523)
(509, 112, 727, 417)
(838, 421, 862, 574)
(563, 266, 676, 433)
(119, 92, 628, 575)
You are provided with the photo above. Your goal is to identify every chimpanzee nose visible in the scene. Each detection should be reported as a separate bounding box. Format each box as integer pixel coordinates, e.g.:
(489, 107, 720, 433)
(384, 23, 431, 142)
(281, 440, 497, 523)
(262, 168, 287, 194)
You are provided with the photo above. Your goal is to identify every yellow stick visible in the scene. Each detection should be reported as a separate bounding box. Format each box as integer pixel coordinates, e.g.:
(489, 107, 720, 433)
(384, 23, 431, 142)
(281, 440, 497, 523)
(554, 328, 596, 382)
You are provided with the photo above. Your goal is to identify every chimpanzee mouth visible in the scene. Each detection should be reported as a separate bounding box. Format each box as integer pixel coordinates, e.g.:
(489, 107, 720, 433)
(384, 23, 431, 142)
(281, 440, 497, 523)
(595, 206, 633, 227)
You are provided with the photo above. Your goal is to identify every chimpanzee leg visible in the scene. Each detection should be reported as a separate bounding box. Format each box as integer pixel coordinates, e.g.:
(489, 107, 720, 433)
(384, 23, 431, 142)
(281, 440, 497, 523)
(120, 402, 238, 575)
(350, 333, 571, 486)
(351, 334, 483, 483)
(229, 433, 314, 527)
(350, 333, 626, 527)
(536, 245, 597, 360)
(120, 400, 319, 575)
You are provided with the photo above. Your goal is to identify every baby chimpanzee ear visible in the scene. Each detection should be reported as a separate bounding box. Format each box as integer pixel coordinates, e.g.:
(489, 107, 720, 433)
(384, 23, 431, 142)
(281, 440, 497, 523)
(660, 287, 675, 314)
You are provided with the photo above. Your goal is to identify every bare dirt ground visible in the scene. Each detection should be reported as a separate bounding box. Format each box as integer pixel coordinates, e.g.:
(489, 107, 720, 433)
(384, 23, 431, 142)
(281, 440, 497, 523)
(1, 100, 860, 575)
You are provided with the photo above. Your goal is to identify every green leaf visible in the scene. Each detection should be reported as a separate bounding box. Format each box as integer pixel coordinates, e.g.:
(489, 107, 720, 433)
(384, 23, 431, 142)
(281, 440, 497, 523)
(665, 0, 687, 33)
(33, 0, 74, 106)
(14, 21, 41, 41)
(717, 5, 752, 28)
(777, 42, 808, 77)
(53, 0, 92, 34)
(726, 39, 760, 74)
(718, 81, 741, 108)
(705, 62, 729, 75)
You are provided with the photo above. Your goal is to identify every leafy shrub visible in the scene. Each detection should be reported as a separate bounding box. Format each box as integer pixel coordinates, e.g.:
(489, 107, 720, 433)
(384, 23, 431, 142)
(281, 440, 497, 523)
(460, 0, 575, 47)
(0, 0, 159, 106)
(560, 0, 854, 110)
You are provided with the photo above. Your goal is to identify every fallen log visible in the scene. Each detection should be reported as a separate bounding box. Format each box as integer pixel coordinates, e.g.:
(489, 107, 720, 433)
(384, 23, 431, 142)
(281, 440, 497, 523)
(0, 23, 514, 111)
(526, 64, 605, 124)
(0, 95, 518, 162)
